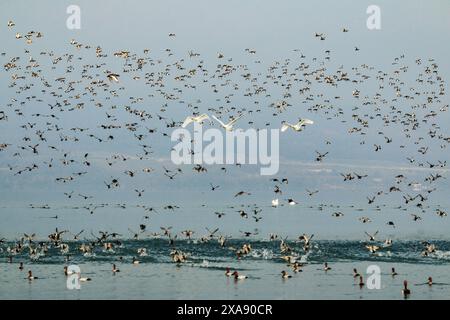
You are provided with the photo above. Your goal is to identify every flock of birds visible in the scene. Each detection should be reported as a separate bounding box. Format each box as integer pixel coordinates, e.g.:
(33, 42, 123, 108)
(0, 228, 441, 298)
(1, 20, 449, 299)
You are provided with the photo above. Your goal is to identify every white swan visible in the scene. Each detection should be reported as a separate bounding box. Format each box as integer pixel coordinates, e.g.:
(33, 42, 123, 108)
(211, 114, 243, 131)
(181, 114, 210, 128)
(281, 119, 314, 132)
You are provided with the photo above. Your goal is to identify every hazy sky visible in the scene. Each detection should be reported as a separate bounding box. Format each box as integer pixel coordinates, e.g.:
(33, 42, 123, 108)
(0, 0, 449, 240)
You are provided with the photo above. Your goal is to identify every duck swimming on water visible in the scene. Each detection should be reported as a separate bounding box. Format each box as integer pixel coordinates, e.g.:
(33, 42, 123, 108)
(358, 276, 364, 289)
(391, 267, 398, 277)
(27, 270, 38, 280)
(402, 280, 411, 298)
(232, 271, 248, 280)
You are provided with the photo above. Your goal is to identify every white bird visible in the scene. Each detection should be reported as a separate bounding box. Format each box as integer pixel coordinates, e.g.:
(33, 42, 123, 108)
(211, 115, 243, 131)
(181, 114, 210, 128)
(281, 119, 314, 132)
(272, 199, 279, 207)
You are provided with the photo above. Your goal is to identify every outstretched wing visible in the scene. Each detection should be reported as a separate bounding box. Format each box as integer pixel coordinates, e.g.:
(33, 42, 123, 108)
(181, 116, 194, 128)
(281, 123, 293, 132)
(227, 114, 243, 126)
(298, 118, 314, 128)
(206, 227, 219, 235)
(197, 113, 210, 122)
(211, 115, 226, 128)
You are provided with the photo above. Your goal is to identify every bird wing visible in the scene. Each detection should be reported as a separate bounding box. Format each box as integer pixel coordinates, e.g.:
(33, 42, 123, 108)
(226, 114, 243, 126)
(181, 116, 194, 128)
(198, 114, 210, 122)
(207, 227, 219, 235)
(281, 123, 293, 132)
(300, 118, 314, 125)
(211, 115, 226, 128)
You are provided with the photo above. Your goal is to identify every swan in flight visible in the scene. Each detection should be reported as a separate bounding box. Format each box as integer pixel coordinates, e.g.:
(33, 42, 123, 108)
(211, 114, 243, 131)
(281, 118, 314, 132)
(181, 114, 210, 128)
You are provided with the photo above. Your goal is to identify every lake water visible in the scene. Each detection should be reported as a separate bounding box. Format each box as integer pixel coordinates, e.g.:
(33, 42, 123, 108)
(1, 239, 449, 299)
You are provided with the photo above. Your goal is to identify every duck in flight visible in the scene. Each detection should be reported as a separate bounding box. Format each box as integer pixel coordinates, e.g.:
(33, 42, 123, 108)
(366, 245, 380, 254)
(306, 189, 319, 197)
(365, 231, 379, 241)
(106, 73, 120, 82)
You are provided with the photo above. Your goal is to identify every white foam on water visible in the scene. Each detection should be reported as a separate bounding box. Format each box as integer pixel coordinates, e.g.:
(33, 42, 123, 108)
(250, 249, 274, 260)
(200, 259, 209, 268)
(431, 250, 450, 260)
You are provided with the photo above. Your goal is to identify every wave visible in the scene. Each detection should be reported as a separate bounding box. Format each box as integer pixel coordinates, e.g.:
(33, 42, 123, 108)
(1, 239, 450, 265)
